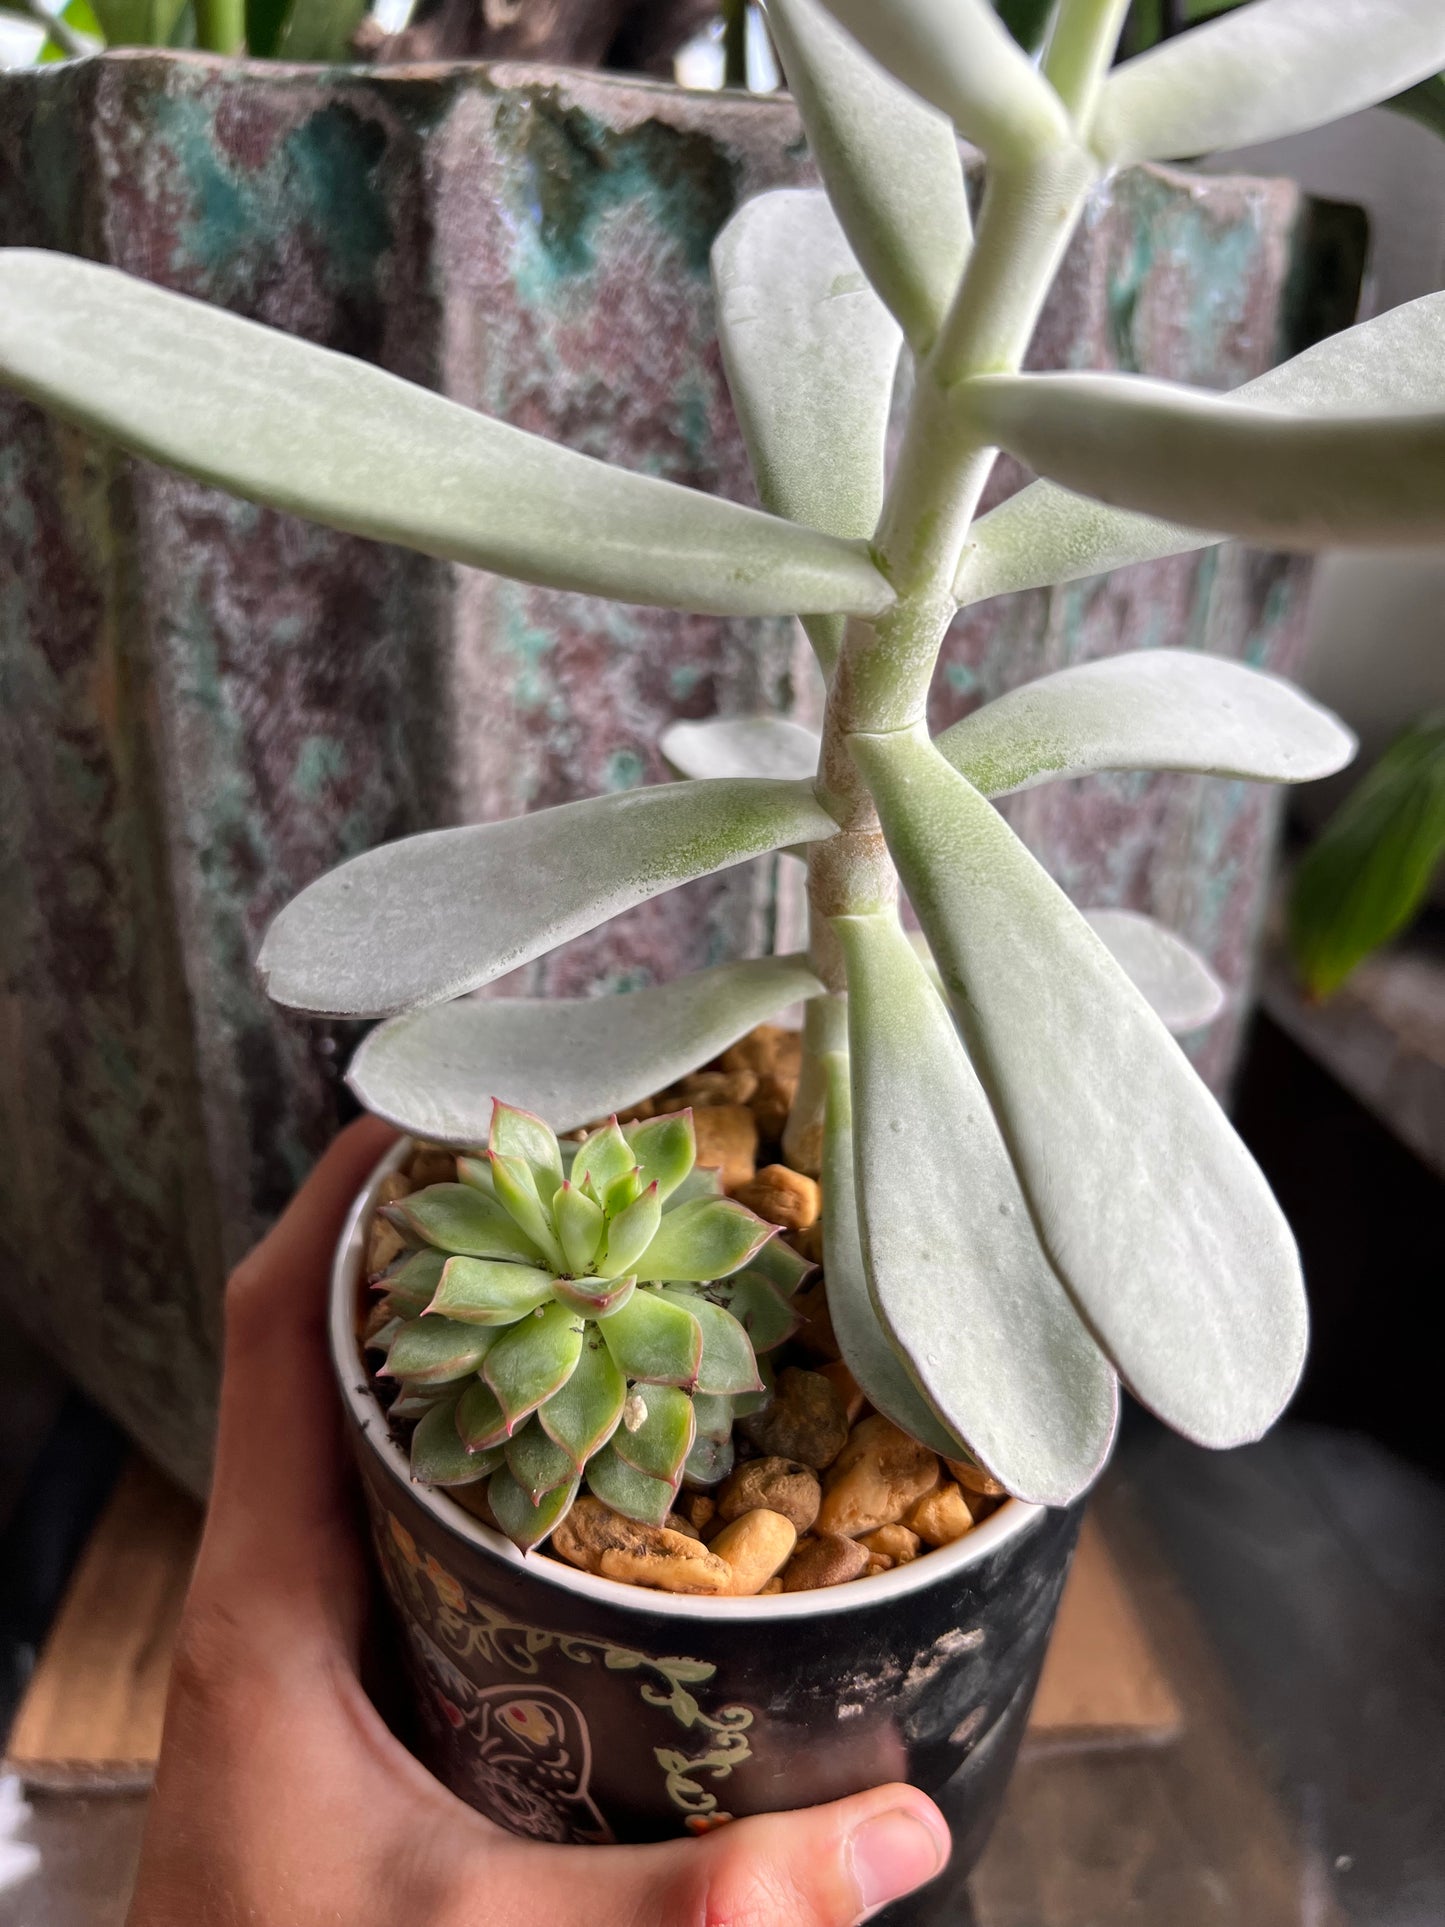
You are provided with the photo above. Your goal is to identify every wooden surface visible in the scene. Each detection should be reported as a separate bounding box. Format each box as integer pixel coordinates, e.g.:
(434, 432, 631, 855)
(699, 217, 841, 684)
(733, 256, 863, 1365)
(3, 1466, 1174, 1788)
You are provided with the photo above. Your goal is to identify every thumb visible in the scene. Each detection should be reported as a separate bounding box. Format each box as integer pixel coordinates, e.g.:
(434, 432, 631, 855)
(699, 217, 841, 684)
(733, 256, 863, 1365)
(471, 1782, 951, 1927)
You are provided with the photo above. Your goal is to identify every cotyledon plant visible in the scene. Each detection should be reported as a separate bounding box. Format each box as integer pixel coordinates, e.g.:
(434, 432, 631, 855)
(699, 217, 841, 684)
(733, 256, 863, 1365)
(5, 0, 1445, 1524)
(373, 1102, 805, 1549)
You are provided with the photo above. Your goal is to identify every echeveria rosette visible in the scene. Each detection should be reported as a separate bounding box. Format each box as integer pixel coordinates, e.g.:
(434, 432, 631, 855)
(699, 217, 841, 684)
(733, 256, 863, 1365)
(370, 1102, 805, 1550)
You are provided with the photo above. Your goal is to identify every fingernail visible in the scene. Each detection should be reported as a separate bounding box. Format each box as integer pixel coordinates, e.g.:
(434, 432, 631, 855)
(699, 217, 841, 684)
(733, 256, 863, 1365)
(848, 1805, 950, 1920)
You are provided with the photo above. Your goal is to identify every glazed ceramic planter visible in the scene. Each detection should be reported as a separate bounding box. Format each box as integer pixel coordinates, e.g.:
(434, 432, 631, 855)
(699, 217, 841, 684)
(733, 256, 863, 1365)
(332, 1143, 1082, 1906)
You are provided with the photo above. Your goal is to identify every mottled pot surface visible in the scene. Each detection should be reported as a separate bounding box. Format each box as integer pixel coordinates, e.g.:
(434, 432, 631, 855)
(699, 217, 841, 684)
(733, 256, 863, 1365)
(333, 1141, 1082, 1879)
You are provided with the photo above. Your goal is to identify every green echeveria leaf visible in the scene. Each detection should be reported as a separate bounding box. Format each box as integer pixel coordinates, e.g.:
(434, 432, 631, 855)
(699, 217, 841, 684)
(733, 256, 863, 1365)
(455, 1156, 496, 1196)
(935, 651, 1355, 798)
(761, 0, 970, 347)
(659, 1290, 764, 1397)
(575, 1120, 637, 1208)
(259, 778, 838, 1020)
(706, 1272, 801, 1354)
(456, 1379, 511, 1453)
(488, 1155, 567, 1274)
(661, 716, 822, 785)
(538, 1336, 627, 1469)
(348, 955, 824, 1145)
(1083, 910, 1225, 1036)
(504, 1418, 580, 1505)
(483, 1302, 586, 1427)
(740, 1236, 814, 1297)
(0, 252, 893, 624)
(598, 1183, 662, 1279)
(586, 1444, 675, 1527)
(428, 1256, 556, 1326)
(964, 368, 1445, 553)
(1289, 714, 1445, 999)
(488, 1466, 581, 1552)
(853, 725, 1308, 1449)
(410, 1396, 502, 1487)
(682, 1431, 736, 1489)
(550, 1274, 636, 1319)
(666, 1165, 726, 1207)
(713, 188, 901, 553)
(732, 1354, 775, 1421)
(636, 1197, 775, 1283)
(377, 1247, 447, 1313)
(622, 1112, 696, 1205)
(836, 914, 1119, 1502)
(598, 1289, 703, 1388)
(1094, 0, 1445, 167)
(388, 1386, 453, 1424)
(489, 1101, 563, 1195)
(956, 292, 1445, 605)
(610, 1383, 697, 1485)
(553, 1182, 605, 1275)
(388, 1184, 545, 1264)
(819, 1046, 978, 1461)
(817, 0, 1069, 166)
(690, 1391, 736, 1443)
(386, 1316, 498, 1386)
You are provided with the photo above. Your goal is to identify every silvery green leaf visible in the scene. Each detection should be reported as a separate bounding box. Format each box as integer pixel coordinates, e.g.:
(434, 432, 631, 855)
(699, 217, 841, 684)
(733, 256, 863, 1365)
(762, 0, 970, 346)
(852, 726, 1308, 1448)
(963, 367, 1445, 552)
(956, 292, 1445, 602)
(263, 779, 836, 1019)
(1094, 0, 1445, 167)
(713, 189, 901, 548)
(489, 1465, 580, 1552)
(935, 651, 1354, 797)
(660, 716, 822, 784)
(836, 913, 1118, 1503)
(815, 0, 1069, 164)
(410, 1396, 503, 1488)
(0, 252, 892, 623)
(1083, 910, 1225, 1036)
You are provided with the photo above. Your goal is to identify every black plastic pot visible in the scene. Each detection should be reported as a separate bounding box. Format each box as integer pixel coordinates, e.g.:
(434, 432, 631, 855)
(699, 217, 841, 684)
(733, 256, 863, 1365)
(332, 1144, 1082, 1915)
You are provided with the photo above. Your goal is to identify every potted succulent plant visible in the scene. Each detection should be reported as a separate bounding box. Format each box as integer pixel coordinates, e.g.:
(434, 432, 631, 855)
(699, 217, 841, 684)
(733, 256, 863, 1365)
(6, 0, 1445, 1889)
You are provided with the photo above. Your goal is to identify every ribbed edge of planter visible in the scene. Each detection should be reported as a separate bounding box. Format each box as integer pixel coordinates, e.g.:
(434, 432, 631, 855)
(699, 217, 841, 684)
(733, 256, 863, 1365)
(331, 1138, 1044, 1621)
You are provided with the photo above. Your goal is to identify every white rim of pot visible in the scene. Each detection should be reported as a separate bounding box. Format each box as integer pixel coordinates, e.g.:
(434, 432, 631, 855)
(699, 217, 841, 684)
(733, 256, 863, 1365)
(331, 1139, 1044, 1621)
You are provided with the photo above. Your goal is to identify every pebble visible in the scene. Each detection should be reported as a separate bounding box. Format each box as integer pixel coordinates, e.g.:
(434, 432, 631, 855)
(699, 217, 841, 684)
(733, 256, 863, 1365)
(732, 1165, 821, 1232)
(946, 1456, 1008, 1499)
(376, 1173, 414, 1205)
(692, 1104, 759, 1191)
(717, 1457, 821, 1533)
(860, 1524, 922, 1566)
(739, 1367, 849, 1471)
(817, 1415, 941, 1538)
(552, 1499, 731, 1595)
(666, 1511, 702, 1540)
(790, 1279, 841, 1362)
(781, 1532, 871, 1591)
(675, 1068, 759, 1107)
(721, 1025, 801, 1140)
(366, 1217, 407, 1278)
(407, 1148, 458, 1189)
(680, 1492, 716, 1533)
(906, 1481, 977, 1547)
(710, 1508, 798, 1595)
(819, 1359, 866, 1425)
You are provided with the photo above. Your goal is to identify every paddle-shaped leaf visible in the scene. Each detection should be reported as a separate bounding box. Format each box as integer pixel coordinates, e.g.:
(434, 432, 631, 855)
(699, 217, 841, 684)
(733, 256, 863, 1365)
(963, 368, 1445, 552)
(762, 0, 970, 347)
(489, 1155, 568, 1275)
(505, 1419, 580, 1505)
(0, 253, 893, 623)
(637, 1198, 775, 1283)
(456, 1379, 511, 1453)
(554, 1183, 605, 1276)
(386, 1317, 497, 1386)
(599, 1185, 662, 1279)
(539, 1336, 627, 1469)
(264, 781, 835, 1019)
(428, 1257, 556, 1326)
(410, 1397, 502, 1488)
(489, 1466, 580, 1552)
(817, 0, 1068, 164)
(377, 1247, 447, 1314)
(1083, 911, 1225, 1036)
(661, 716, 822, 785)
(586, 1444, 674, 1528)
(598, 1289, 703, 1388)
(1095, 0, 1445, 166)
(683, 1432, 736, 1489)
(852, 726, 1308, 1447)
(387, 1184, 545, 1263)
(956, 292, 1445, 602)
(935, 651, 1354, 797)
(659, 1291, 764, 1396)
(714, 190, 900, 552)
(483, 1302, 585, 1427)
(704, 1272, 800, 1355)
(611, 1384, 697, 1485)
(489, 1102, 564, 1195)
(622, 1114, 696, 1206)
(836, 913, 1118, 1502)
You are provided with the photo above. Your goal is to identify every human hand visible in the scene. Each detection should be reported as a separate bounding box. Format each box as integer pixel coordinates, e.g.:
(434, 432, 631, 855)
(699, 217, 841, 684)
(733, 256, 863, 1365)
(126, 1117, 950, 1927)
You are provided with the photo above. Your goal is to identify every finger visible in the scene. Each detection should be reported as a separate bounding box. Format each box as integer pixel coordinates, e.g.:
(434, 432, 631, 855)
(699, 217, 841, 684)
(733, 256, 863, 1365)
(455, 1783, 951, 1927)
(195, 1116, 396, 1620)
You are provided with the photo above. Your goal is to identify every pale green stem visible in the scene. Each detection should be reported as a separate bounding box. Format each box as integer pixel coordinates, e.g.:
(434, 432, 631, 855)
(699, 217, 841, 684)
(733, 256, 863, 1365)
(1043, 0, 1132, 126)
(193, 0, 245, 52)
